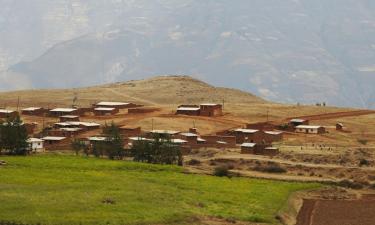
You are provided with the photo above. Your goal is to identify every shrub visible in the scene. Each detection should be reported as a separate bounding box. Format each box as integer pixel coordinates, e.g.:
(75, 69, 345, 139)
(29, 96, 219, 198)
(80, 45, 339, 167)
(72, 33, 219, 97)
(337, 180, 363, 189)
(254, 164, 287, 173)
(359, 159, 370, 167)
(357, 139, 368, 145)
(214, 166, 230, 177)
(187, 159, 201, 166)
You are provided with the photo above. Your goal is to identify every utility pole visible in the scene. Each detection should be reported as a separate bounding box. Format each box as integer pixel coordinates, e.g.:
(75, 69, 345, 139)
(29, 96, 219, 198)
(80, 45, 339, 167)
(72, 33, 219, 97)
(151, 118, 154, 131)
(266, 108, 269, 122)
(16, 96, 20, 112)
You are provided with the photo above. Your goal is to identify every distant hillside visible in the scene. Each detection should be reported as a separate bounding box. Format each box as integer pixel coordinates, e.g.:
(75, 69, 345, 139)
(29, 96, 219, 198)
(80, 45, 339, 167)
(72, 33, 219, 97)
(0, 0, 374, 108)
(0, 75, 264, 108)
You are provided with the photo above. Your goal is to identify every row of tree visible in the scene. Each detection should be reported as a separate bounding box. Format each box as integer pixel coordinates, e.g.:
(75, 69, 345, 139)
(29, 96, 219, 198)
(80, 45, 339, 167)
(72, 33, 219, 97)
(72, 122, 183, 165)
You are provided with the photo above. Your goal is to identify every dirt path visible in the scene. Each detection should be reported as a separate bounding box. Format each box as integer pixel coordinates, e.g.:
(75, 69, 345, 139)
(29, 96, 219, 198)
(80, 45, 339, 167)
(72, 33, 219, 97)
(287, 110, 375, 121)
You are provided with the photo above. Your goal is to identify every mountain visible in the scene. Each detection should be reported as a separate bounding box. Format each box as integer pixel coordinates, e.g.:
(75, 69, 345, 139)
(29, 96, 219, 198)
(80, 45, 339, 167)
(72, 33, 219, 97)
(0, 0, 374, 109)
(0, 75, 264, 108)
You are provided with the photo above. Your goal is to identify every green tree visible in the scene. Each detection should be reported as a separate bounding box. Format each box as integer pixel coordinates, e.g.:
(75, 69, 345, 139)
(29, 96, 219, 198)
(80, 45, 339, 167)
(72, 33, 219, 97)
(130, 134, 182, 165)
(0, 115, 29, 155)
(71, 139, 87, 156)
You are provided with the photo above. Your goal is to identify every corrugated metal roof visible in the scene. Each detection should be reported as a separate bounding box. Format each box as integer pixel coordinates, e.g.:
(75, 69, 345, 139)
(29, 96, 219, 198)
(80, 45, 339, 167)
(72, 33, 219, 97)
(94, 107, 116, 111)
(177, 107, 200, 111)
(0, 109, 15, 113)
(42, 136, 66, 141)
(296, 125, 322, 129)
(22, 107, 42, 111)
(241, 143, 256, 147)
(50, 108, 77, 112)
(235, 129, 259, 134)
(96, 102, 130, 106)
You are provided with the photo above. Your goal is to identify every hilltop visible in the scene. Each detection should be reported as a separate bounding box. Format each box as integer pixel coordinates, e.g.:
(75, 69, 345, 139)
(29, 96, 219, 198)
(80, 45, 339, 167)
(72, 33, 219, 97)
(0, 75, 264, 108)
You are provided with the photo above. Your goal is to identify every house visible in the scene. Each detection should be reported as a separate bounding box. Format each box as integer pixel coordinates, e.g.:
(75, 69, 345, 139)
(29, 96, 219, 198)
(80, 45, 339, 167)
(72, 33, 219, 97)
(179, 132, 199, 144)
(21, 107, 45, 116)
(295, 125, 326, 134)
(59, 115, 80, 122)
(336, 123, 344, 131)
(87, 136, 110, 145)
(263, 131, 283, 143)
(241, 143, 257, 154)
(53, 122, 100, 130)
(199, 104, 223, 117)
(262, 147, 280, 156)
(49, 108, 78, 117)
(289, 119, 309, 127)
(94, 107, 119, 116)
(0, 109, 18, 119)
(233, 129, 261, 144)
(41, 136, 67, 146)
(149, 130, 180, 138)
(119, 126, 142, 137)
(176, 106, 201, 116)
(95, 102, 136, 109)
(27, 138, 44, 152)
(58, 128, 83, 137)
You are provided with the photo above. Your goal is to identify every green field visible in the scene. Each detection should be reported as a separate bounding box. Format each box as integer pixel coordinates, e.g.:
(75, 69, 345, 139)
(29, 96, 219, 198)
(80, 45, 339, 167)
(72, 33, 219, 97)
(0, 155, 319, 225)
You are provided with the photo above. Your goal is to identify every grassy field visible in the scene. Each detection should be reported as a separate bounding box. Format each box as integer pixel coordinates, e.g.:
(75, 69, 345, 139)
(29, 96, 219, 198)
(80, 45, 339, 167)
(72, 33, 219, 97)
(0, 155, 320, 225)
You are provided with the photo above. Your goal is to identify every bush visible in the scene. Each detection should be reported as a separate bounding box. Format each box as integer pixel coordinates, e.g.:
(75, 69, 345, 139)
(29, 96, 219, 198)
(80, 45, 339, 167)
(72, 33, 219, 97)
(254, 164, 287, 173)
(214, 166, 230, 177)
(357, 139, 368, 145)
(187, 159, 201, 166)
(359, 159, 370, 167)
(337, 180, 363, 189)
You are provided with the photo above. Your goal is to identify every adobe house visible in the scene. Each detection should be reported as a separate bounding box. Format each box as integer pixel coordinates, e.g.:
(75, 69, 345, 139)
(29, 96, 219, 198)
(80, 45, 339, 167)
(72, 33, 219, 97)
(199, 104, 223, 117)
(261, 147, 280, 156)
(263, 131, 283, 143)
(119, 126, 142, 137)
(176, 105, 200, 116)
(128, 107, 159, 114)
(60, 115, 80, 122)
(94, 107, 119, 116)
(21, 107, 46, 116)
(148, 130, 180, 139)
(0, 109, 19, 119)
(289, 119, 309, 127)
(95, 102, 137, 109)
(246, 122, 276, 131)
(58, 128, 83, 137)
(41, 136, 67, 147)
(233, 129, 262, 144)
(295, 125, 326, 134)
(179, 132, 199, 144)
(49, 108, 79, 117)
(76, 122, 101, 131)
(241, 143, 256, 154)
(27, 138, 44, 153)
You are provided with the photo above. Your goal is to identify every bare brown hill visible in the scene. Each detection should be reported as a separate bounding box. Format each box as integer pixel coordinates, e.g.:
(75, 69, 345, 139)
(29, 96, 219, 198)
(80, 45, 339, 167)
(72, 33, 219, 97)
(0, 75, 264, 108)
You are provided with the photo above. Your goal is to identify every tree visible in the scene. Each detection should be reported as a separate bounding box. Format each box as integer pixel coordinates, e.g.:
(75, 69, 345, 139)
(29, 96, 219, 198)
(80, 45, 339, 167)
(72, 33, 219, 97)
(91, 122, 125, 160)
(0, 115, 29, 155)
(130, 134, 182, 165)
(71, 139, 87, 156)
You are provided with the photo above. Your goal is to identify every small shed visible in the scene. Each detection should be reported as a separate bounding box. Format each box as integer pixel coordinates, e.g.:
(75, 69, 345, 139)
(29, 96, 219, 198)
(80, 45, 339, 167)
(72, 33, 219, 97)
(49, 108, 78, 117)
(60, 115, 80, 122)
(176, 106, 200, 116)
(295, 125, 326, 134)
(94, 107, 119, 116)
(289, 119, 309, 127)
(95, 102, 135, 109)
(22, 107, 45, 116)
(41, 136, 67, 146)
(27, 138, 44, 152)
(0, 109, 18, 119)
(199, 104, 223, 117)
(241, 143, 257, 154)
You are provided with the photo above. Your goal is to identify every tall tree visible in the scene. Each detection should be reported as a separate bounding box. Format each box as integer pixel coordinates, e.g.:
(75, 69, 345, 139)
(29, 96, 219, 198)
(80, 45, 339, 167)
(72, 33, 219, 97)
(0, 115, 28, 155)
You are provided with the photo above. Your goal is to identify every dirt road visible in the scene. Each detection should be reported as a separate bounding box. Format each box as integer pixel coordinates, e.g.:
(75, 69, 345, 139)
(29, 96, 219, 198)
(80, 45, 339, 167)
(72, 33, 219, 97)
(287, 110, 375, 121)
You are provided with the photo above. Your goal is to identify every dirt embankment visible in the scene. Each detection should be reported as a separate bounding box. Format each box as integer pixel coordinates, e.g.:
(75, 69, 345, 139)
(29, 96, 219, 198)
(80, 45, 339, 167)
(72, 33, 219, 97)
(296, 193, 375, 225)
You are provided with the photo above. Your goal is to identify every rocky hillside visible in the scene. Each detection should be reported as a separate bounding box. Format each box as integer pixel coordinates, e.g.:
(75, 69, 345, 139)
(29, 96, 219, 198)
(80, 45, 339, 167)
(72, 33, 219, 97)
(0, 0, 374, 108)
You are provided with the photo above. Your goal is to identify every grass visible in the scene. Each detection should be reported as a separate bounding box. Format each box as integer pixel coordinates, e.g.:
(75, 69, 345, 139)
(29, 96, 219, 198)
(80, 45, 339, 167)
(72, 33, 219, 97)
(0, 155, 320, 225)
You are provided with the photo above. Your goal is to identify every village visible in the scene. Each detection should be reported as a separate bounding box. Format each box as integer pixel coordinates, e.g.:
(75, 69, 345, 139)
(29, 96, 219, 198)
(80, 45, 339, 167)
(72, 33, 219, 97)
(0, 100, 349, 158)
